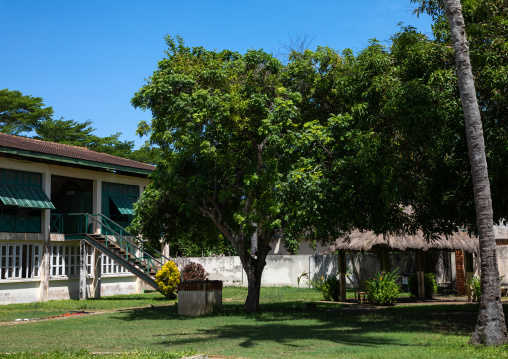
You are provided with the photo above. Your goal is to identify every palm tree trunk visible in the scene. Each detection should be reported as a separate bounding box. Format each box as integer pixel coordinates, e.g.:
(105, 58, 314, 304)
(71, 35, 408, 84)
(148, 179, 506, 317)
(442, 0, 507, 345)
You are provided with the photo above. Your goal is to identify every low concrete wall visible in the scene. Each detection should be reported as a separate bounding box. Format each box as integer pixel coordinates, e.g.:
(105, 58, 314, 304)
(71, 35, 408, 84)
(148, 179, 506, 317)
(0, 275, 141, 305)
(0, 280, 40, 304)
(174, 252, 421, 288)
(100, 276, 138, 296)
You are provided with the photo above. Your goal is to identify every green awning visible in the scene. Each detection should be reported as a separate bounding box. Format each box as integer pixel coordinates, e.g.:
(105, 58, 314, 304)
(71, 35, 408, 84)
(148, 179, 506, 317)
(0, 183, 55, 209)
(110, 196, 136, 215)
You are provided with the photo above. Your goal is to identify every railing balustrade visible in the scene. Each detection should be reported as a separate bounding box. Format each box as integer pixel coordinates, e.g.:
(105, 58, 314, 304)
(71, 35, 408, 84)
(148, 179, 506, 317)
(68, 213, 170, 278)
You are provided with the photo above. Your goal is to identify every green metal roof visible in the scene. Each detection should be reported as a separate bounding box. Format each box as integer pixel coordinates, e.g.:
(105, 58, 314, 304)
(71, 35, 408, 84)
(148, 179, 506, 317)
(0, 183, 56, 209)
(110, 196, 136, 215)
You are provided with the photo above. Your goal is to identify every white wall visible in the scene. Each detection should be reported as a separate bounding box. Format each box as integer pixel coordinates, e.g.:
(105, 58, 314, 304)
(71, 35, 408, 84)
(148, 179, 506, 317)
(174, 253, 416, 288)
(0, 280, 40, 304)
(174, 251, 465, 289)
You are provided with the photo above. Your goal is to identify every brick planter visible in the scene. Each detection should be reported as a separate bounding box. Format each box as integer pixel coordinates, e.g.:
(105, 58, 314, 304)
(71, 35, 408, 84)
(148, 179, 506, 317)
(177, 280, 223, 316)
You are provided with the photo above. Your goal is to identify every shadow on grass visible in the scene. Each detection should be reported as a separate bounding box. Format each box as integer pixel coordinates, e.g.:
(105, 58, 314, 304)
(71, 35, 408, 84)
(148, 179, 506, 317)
(95, 294, 166, 301)
(108, 301, 502, 350)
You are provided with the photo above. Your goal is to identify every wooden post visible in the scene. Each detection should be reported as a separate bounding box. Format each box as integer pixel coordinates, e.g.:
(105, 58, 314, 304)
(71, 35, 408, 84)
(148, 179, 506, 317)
(79, 241, 88, 300)
(417, 251, 425, 299)
(379, 247, 390, 274)
(465, 251, 474, 302)
(338, 250, 347, 301)
(91, 249, 101, 299)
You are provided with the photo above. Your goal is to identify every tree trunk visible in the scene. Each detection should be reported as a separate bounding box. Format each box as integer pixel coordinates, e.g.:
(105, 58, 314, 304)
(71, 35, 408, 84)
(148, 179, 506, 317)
(244, 263, 264, 313)
(242, 231, 271, 313)
(443, 0, 508, 345)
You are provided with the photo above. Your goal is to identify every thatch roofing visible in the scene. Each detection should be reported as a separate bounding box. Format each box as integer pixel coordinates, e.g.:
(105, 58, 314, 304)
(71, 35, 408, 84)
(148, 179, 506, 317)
(329, 230, 479, 253)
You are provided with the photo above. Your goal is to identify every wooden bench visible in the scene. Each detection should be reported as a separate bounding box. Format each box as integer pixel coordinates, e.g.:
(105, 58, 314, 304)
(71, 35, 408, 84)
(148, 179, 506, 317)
(354, 291, 369, 305)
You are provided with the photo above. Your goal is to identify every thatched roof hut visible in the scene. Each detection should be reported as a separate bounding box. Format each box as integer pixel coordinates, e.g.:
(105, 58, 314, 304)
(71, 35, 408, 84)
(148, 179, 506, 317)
(329, 230, 479, 254)
(330, 229, 479, 301)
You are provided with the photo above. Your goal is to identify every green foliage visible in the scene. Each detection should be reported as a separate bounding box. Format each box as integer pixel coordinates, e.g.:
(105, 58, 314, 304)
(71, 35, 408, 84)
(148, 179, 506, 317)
(182, 262, 207, 281)
(0, 89, 53, 135)
(466, 276, 504, 302)
(364, 270, 401, 306)
(130, 9, 508, 308)
(131, 36, 336, 311)
(155, 261, 180, 298)
(467, 276, 482, 302)
(409, 0, 508, 230)
(127, 188, 235, 257)
(408, 272, 438, 298)
(310, 274, 341, 301)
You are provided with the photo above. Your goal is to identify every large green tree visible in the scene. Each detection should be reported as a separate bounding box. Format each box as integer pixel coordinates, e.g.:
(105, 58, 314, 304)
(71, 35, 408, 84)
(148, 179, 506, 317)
(0, 89, 53, 135)
(131, 37, 325, 312)
(281, 35, 470, 241)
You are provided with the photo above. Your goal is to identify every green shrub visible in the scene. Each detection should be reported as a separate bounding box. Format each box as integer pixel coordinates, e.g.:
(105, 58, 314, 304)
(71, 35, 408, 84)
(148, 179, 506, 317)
(155, 261, 180, 298)
(467, 276, 481, 302)
(311, 274, 341, 301)
(364, 270, 400, 306)
(408, 272, 438, 298)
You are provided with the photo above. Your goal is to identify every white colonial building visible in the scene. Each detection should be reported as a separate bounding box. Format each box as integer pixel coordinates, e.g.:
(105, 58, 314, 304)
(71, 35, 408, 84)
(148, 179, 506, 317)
(0, 133, 163, 304)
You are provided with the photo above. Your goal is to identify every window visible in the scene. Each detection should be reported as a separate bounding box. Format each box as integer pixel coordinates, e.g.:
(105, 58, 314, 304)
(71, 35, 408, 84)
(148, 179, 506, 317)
(86, 245, 93, 275)
(85, 244, 128, 276)
(0, 243, 41, 280)
(102, 253, 128, 275)
(50, 244, 80, 277)
(1, 243, 130, 280)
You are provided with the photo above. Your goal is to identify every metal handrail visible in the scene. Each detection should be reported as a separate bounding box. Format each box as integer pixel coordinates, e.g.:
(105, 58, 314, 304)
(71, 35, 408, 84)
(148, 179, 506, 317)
(92, 213, 171, 263)
(98, 214, 131, 236)
(69, 213, 171, 277)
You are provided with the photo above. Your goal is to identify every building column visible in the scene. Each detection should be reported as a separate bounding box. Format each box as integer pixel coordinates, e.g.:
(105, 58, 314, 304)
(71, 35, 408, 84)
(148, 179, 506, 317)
(455, 249, 466, 296)
(38, 172, 51, 302)
(416, 250, 425, 299)
(91, 249, 102, 299)
(79, 240, 88, 300)
(92, 180, 102, 233)
(338, 250, 347, 301)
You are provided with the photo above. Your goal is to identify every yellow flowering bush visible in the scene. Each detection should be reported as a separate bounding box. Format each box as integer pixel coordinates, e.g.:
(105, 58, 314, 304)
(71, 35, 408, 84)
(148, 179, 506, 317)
(155, 261, 180, 298)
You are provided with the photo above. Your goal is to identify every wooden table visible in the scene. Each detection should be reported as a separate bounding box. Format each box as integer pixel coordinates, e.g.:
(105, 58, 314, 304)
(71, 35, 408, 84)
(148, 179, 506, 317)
(354, 291, 368, 305)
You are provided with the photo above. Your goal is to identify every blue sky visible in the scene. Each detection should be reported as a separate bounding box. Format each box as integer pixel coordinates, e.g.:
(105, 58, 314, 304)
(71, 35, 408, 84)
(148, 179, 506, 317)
(0, 0, 433, 149)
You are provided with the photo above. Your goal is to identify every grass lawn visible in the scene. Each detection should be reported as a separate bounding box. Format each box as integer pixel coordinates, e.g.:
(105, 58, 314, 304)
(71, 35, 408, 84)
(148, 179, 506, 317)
(0, 287, 507, 358)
